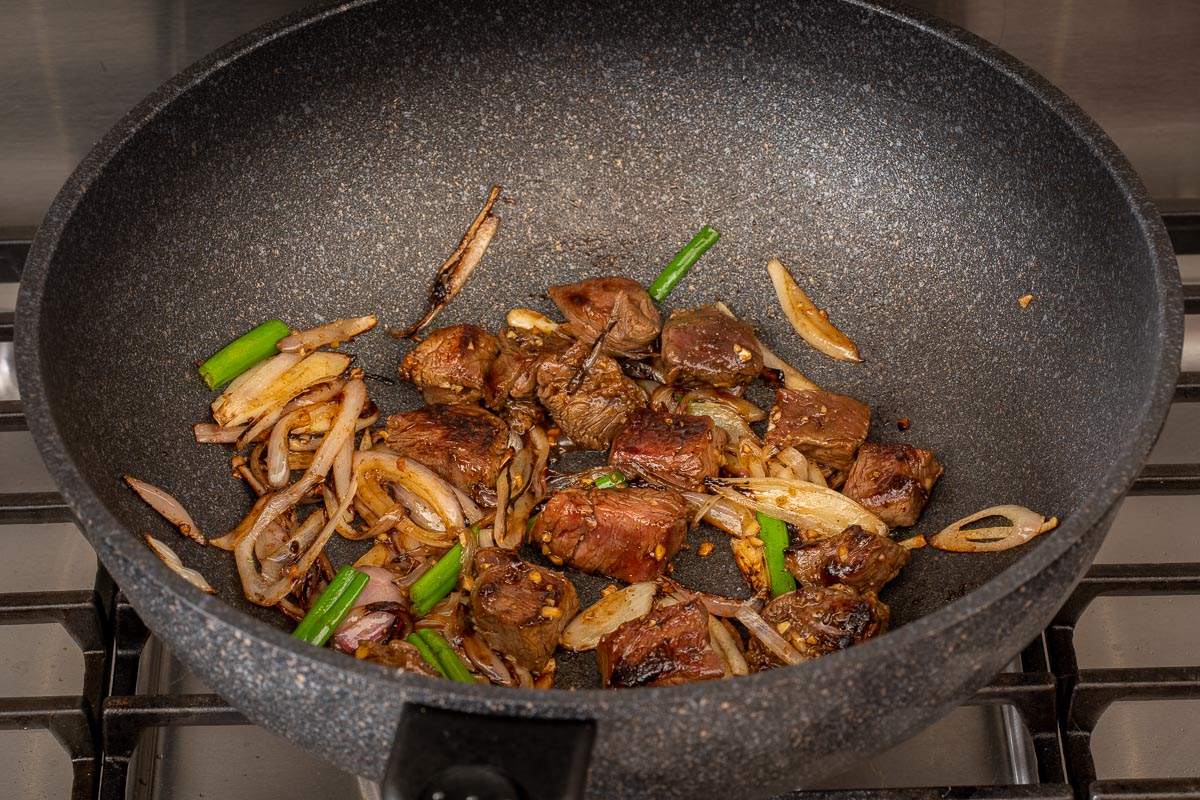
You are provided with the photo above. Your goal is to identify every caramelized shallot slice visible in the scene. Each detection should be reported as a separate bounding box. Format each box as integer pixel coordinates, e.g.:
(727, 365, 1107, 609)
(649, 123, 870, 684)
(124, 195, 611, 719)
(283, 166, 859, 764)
(766, 258, 862, 363)
(735, 604, 804, 666)
(212, 351, 350, 428)
(708, 615, 748, 676)
(144, 535, 216, 594)
(394, 187, 501, 339)
(276, 315, 377, 354)
(124, 475, 206, 545)
(559, 582, 657, 652)
(193, 423, 245, 444)
(928, 505, 1058, 553)
(708, 476, 888, 538)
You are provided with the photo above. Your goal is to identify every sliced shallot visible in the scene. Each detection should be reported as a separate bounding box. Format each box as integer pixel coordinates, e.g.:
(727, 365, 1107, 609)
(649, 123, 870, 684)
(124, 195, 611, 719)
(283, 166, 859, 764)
(766, 258, 862, 363)
(709, 476, 888, 538)
(735, 604, 805, 666)
(928, 506, 1058, 553)
(394, 186, 501, 339)
(277, 315, 377, 354)
(124, 475, 206, 545)
(708, 615, 749, 676)
(559, 582, 656, 652)
(213, 351, 350, 428)
(193, 423, 245, 444)
(144, 535, 217, 594)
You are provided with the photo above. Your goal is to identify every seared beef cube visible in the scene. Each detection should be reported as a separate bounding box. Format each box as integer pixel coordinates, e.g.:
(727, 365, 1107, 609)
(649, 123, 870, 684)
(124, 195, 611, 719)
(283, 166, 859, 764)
(660, 306, 762, 388)
(597, 600, 726, 687)
(535, 341, 646, 450)
(354, 640, 441, 676)
(764, 388, 870, 472)
(385, 404, 510, 505)
(747, 584, 889, 669)
(486, 327, 573, 406)
(842, 442, 943, 527)
(531, 486, 688, 583)
(784, 525, 908, 595)
(548, 277, 661, 353)
(609, 407, 727, 490)
(399, 324, 500, 405)
(470, 548, 579, 673)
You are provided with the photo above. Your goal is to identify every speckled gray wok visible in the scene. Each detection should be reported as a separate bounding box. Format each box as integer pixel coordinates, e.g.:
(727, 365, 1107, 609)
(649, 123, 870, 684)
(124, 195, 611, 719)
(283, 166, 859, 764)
(14, 0, 1182, 797)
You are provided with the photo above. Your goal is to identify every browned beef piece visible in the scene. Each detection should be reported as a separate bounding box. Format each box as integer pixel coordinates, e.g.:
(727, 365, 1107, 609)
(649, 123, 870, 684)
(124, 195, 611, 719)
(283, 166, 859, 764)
(597, 600, 726, 687)
(486, 327, 574, 407)
(747, 585, 890, 669)
(609, 407, 727, 490)
(548, 277, 662, 354)
(399, 324, 500, 405)
(660, 306, 763, 388)
(531, 486, 688, 583)
(354, 640, 442, 676)
(842, 442, 943, 527)
(764, 388, 871, 472)
(385, 404, 510, 505)
(535, 341, 646, 450)
(784, 525, 908, 595)
(470, 548, 579, 673)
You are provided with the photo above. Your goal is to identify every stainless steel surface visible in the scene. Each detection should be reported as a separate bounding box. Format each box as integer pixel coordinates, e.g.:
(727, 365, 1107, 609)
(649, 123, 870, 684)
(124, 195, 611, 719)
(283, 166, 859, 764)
(1, 0, 1198, 227)
(1, 1, 1198, 797)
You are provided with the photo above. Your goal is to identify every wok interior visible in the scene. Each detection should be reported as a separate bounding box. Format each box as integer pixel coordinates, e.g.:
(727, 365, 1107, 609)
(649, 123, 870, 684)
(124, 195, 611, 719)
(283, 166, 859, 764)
(34, 1, 1164, 688)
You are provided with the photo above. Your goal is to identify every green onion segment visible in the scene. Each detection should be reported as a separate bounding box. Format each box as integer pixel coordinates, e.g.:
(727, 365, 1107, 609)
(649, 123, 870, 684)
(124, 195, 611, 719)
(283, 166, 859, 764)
(410, 629, 475, 683)
(647, 225, 721, 302)
(292, 566, 370, 646)
(198, 319, 290, 390)
(409, 542, 464, 616)
(756, 511, 797, 598)
(592, 469, 628, 490)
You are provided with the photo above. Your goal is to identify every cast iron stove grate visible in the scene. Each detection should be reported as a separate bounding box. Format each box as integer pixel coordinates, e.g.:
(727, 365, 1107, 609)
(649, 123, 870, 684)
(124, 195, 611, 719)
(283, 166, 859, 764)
(1, 214, 1197, 800)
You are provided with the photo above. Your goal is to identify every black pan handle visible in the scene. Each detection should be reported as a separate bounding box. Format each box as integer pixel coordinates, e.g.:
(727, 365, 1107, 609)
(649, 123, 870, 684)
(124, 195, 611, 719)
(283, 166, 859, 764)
(383, 703, 596, 800)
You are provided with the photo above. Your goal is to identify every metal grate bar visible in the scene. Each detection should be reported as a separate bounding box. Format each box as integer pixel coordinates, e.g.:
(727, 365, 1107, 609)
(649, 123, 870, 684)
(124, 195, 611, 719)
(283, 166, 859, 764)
(0, 400, 26, 432)
(0, 311, 12, 343)
(1178, 373, 1200, 402)
(0, 695, 96, 800)
(0, 238, 32, 282)
(779, 786, 1075, 799)
(1088, 777, 1200, 800)
(1165, 211, 1200, 255)
(0, 491, 73, 524)
(1130, 464, 1200, 495)
(100, 693, 247, 800)
(0, 590, 108, 712)
(1184, 285, 1200, 315)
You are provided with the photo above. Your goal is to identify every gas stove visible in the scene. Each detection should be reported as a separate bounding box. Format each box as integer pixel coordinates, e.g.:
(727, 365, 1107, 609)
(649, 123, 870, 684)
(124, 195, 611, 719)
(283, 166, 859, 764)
(2, 2, 1198, 798)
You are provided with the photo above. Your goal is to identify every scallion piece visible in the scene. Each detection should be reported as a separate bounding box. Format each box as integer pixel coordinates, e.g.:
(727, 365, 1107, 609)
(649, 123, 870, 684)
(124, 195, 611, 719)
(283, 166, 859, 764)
(292, 566, 370, 646)
(409, 542, 464, 616)
(592, 469, 628, 490)
(405, 632, 446, 677)
(198, 319, 291, 390)
(647, 225, 721, 302)
(756, 511, 797, 598)
(412, 629, 475, 683)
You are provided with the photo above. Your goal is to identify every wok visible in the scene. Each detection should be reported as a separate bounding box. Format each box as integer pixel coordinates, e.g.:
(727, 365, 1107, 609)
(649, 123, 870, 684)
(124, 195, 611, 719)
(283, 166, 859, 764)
(15, 0, 1181, 797)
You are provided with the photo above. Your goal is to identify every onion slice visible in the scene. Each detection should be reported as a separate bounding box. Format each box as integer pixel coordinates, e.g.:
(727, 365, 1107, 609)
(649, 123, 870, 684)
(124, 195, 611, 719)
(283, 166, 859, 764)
(144, 535, 217, 594)
(212, 351, 351, 428)
(124, 475, 206, 545)
(709, 476, 888, 538)
(766, 258, 862, 363)
(276, 315, 377, 354)
(708, 615, 748, 676)
(735, 604, 804, 666)
(559, 582, 656, 652)
(394, 187, 501, 339)
(928, 505, 1058, 552)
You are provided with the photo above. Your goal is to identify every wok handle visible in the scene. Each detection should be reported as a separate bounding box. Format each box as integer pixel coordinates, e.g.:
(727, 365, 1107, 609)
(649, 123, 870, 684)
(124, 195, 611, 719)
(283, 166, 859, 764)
(383, 702, 596, 800)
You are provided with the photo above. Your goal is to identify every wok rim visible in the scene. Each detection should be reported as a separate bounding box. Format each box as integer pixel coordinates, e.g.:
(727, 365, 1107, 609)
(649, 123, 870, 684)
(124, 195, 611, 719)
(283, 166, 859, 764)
(14, 0, 1183, 717)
